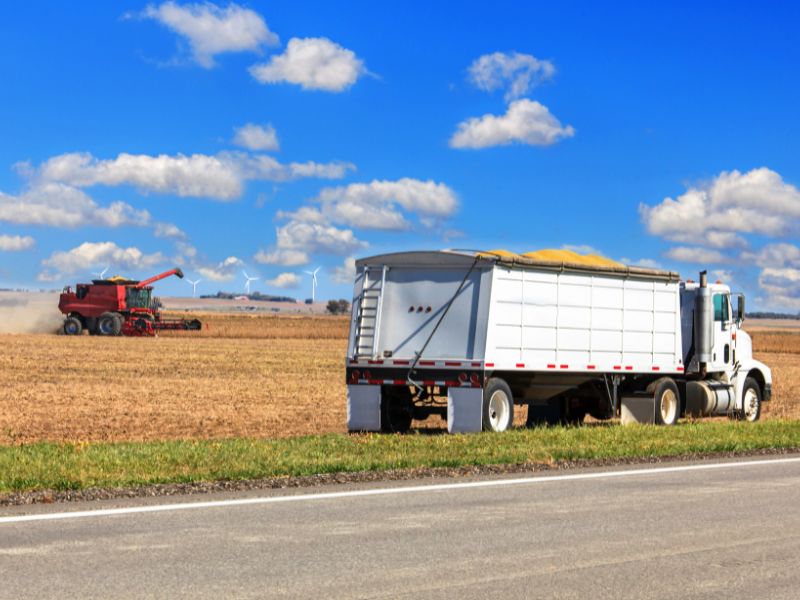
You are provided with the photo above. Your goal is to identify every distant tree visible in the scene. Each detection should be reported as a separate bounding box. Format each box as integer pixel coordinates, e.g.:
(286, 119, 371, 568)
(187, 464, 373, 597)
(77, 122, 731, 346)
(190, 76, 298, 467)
(326, 299, 352, 315)
(305, 298, 313, 305)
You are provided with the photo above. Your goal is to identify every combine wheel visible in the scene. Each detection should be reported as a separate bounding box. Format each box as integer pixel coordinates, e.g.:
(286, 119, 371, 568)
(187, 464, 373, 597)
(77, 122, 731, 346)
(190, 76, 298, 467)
(483, 378, 514, 432)
(649, 378, 680, 426)
(740, 377, 762, 423)
(63, 317, 82, 336)
(97, 312, 123, 336)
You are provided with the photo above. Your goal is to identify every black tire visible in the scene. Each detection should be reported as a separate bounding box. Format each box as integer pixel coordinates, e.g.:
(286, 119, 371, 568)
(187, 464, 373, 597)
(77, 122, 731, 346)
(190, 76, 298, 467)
(97, 312, 123, 336)
(63, 316, 82, 336)
(649, 377, 680, 426)
(380, 387, 413, 433)
(740, 377, 762, 422)
(483, 378, 514, 432)
(526, 402, 562, 427)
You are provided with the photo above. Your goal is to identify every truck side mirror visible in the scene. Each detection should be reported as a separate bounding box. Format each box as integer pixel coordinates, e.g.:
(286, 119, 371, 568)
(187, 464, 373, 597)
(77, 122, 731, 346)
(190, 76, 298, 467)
(736, 294, 745, 323)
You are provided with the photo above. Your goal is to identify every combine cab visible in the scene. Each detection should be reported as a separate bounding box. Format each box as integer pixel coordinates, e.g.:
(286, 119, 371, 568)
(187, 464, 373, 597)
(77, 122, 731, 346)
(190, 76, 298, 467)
(58, 267, 202, 336)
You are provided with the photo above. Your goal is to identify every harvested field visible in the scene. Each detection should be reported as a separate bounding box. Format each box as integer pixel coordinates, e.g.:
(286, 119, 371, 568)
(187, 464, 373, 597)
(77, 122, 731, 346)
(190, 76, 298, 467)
(0, 314, 797, 444)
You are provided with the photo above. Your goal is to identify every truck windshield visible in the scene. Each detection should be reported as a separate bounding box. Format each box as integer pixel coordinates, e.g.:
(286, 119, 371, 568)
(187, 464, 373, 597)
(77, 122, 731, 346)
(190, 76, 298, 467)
(126, 288, 152, 309)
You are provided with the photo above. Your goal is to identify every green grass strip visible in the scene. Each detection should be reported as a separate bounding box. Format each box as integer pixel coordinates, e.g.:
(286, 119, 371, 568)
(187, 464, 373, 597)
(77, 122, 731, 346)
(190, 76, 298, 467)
(1, 420, 800, 493)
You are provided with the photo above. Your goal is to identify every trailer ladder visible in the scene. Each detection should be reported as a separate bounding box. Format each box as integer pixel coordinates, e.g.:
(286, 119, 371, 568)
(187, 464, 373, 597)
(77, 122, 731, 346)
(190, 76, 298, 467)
(354, 265, 387, 358)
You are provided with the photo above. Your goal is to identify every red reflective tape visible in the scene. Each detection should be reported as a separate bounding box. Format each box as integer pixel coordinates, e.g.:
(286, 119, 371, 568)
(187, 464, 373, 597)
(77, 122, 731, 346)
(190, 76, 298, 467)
(367, 379, 382, 385)
(560, 364, 569, 369)
(444, 361, 462, 366)
(652, 366, 661, 371)
(485, 363, 495, 368)
(419, 360, 436, 366)
(368, 359, 383, 364)
(471, 362, 482, 367)
(422, 380, 436, 386)
(587, 365, 596, 370)
(349, 359, 358, 364)
(677, 366, 685, 372)
(613, 366, 622, 370)
(444, 380, 460, 387)
(625, 366, 633, 371)
(392, 360, 410, 365)
(516, 363, 525, 368)
(547, 364, 556, 369)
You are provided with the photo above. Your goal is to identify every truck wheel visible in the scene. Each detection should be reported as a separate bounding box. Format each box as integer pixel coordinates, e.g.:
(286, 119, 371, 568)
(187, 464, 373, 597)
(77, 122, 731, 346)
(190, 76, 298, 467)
(97, 312, 123, 336)
(649, 378, 680, 426)
(483, 378, 514, 432)
(741, 377, 762, 423)
(380, 388, 413, 433)
(63, 317, 82, 336)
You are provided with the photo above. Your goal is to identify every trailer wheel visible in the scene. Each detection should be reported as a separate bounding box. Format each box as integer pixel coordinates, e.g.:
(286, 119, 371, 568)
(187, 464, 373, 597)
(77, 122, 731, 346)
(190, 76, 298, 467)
(97, 312, 123, 336)
(483, 378, 514, 432)
(649, 378, 680, 426)
(63, 317, 82, 336)
(380, 388, 413, 433)
(740, 377, 762, 423)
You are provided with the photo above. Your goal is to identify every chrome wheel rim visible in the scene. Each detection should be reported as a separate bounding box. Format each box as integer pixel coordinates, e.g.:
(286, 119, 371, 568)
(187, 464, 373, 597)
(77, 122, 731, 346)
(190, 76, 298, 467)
(660, 389, 677, 424)
(488, 390, 510, 431)
(744, 388, 759, 422)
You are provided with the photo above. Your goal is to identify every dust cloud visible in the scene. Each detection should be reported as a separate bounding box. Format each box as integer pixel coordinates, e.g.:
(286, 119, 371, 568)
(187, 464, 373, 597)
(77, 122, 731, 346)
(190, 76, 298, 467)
(0, 292, 63, 334)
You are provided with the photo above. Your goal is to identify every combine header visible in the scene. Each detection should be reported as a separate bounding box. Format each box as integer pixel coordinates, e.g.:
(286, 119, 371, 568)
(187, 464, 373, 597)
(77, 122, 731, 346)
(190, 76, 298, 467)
(58, 267, 202, 336)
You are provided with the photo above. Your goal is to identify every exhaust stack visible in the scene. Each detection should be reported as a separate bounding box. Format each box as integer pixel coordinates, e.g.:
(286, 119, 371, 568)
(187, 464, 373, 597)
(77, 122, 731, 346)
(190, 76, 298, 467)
(694, 270, 713, 375)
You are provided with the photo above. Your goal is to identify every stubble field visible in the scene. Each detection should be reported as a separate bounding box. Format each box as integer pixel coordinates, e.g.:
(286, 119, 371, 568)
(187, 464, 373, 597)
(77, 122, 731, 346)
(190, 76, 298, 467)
(0, 314, 797, 445)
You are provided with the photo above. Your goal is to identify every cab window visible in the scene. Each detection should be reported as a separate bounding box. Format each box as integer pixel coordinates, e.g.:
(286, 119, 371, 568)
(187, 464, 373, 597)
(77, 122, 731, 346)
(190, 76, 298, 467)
(713, 293, 729, 322)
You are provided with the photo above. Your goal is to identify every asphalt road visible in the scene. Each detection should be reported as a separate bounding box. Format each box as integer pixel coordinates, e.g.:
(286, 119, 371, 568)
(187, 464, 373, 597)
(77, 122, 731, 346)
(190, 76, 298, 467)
(2, 457, 799, 599)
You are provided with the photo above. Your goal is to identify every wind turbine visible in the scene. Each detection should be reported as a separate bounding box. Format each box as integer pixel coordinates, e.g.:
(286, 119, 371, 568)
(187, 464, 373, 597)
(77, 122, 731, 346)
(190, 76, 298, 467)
(304, 267, 321, 303)
(186, 278, 201, 298)
(93, 266, 109, 279)
(243, 270, 259, 295)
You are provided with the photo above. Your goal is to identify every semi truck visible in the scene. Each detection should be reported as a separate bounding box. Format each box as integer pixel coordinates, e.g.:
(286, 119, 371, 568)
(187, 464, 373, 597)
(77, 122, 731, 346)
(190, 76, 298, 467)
(344, 249, 772, 433)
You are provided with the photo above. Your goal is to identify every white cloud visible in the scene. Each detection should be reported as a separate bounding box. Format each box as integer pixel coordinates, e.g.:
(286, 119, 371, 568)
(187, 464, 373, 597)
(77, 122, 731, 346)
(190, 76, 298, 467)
(314, 178, 459, 230)
(233, 123, 279, 152)
(0, 182, 151, 228)
(35, 151, 354, 201)
(249, 37, 366, 92)
(468, 51, 555, 101)
(665, 246, 731, 264)
(254, 248, 310, 266)
(741, 243, 800, 268)
(39, 241, 166, 280)
(640, 168, 800, 244)
(275, 219, 366, 256)
(0, 235, 35, 251)
(142, 1, 279, 68)
(450, 99, 575, 149)
(195, 256, 243, 281)
(620, 257, 662, 269)
(758, 267, 800, 311)
(331, 256, 356, 284)
(153, 222, 187, 240)
(265, 272, 300, 289)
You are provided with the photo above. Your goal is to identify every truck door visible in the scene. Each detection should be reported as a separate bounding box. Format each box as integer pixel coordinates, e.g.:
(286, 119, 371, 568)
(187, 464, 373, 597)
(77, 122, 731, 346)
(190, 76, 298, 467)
(710, 292, 733, 372)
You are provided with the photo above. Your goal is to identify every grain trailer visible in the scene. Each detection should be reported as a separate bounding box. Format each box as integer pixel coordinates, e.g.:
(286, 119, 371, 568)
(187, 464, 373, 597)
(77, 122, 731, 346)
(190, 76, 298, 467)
(345, 250, 772, 433)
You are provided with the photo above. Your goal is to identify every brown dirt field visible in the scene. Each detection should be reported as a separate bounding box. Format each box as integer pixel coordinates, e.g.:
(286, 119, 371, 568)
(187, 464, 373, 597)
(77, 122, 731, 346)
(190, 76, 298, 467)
(0, 314, 797, 444)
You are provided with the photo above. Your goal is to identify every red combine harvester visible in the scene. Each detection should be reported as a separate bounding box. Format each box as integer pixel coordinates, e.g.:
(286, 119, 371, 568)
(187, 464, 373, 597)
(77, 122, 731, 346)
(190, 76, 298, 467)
(58, 267, 202, 336)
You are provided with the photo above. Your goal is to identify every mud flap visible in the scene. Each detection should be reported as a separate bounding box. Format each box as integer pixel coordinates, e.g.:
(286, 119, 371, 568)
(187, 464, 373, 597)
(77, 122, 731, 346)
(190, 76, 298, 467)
(447, 388, 483, 433)
(620, 395, 656, 425)
(347, 385, 381, 431)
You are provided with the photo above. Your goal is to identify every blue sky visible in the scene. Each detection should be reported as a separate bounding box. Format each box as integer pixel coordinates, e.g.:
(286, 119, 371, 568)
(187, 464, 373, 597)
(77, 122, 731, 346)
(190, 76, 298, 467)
(1, 1, 799, 310)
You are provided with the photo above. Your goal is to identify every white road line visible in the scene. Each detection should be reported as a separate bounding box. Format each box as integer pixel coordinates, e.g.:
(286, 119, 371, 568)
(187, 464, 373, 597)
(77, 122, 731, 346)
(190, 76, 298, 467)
(1, 456, 799, 525)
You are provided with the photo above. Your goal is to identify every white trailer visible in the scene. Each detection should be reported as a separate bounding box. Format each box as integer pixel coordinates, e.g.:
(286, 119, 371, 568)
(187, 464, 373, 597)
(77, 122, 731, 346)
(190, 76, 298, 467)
(345, 250, 772, 433)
